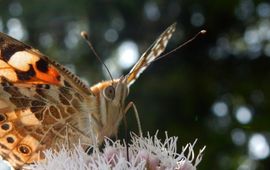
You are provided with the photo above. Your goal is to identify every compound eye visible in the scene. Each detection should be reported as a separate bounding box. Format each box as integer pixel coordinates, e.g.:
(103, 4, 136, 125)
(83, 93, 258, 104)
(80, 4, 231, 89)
(103, 85, 115, 100)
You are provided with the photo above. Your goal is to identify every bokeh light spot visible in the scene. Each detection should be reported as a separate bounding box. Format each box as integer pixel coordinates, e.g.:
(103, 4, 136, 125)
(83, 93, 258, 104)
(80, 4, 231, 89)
(104, 41, 139, 78)
(104, 28, 118, 43)
(7, 18, 25, 40)
(235, 106, 252, 124)
(212, 101, 228, 117)
(39, 33, 53, 48)
(190, 12, 205, 27)
(117, 41, 139, 69)
(248, 134, 270, 160)
(244, 29, 259, 45)
(144, 2, 160, 21)
(237, 159, 257, 170)
(257, 2, 270, 17)
(231, 128, 246, 146)
(9, 2, 23, 17)
(64, 22, 81, 49)
(235, 0, 254, 21)
(111, 17, 125, 31)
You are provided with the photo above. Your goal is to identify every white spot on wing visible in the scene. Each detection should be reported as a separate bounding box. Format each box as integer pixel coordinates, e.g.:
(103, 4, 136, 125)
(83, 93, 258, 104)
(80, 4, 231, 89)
(8, 51, 39, 71)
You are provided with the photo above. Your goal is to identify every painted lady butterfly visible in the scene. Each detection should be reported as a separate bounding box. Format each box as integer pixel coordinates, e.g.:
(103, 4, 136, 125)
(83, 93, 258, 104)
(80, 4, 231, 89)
(0, 23, 176, 169)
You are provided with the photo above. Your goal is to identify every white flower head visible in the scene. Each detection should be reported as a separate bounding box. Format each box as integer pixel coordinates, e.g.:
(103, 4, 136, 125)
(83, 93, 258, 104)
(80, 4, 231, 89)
(27, 132, 205, 170)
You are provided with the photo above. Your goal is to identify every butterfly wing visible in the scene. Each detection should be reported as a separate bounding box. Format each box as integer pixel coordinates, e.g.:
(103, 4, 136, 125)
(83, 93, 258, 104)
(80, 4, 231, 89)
(126, 23, 176, 86)
(0, 32, 92, 95)
(0, 33, 93, 168)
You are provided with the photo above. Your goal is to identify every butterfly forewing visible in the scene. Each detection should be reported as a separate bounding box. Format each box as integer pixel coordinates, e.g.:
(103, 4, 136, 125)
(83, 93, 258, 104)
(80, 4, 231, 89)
(0, 32, 92, 95)
(126, 23, 176, 86)
(0, 78, 92, 168)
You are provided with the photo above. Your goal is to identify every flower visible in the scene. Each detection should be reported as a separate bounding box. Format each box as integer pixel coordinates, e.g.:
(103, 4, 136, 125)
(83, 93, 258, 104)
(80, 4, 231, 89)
(27, 132, 205, 170)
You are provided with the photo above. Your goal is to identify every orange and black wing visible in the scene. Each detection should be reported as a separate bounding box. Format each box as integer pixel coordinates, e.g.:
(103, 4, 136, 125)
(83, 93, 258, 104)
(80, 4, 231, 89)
(0, 32, 91, 169)
(0, 32, 92, 95)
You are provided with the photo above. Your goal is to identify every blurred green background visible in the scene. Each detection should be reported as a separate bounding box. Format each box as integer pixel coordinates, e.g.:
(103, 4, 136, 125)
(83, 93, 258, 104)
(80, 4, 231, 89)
(0, 0, 270, 169)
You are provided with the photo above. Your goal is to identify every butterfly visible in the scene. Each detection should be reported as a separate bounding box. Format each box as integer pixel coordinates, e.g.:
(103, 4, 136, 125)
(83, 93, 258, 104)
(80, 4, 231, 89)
(0, 23, 176, 169)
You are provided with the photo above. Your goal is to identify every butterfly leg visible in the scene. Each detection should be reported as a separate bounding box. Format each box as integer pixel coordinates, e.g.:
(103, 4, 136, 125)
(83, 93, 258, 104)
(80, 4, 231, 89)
(124, 102, 143, 137)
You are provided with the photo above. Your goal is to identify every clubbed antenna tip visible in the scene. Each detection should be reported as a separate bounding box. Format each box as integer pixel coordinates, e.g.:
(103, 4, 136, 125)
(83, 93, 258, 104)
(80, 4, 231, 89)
(200, 30, 207, 34)
(80, 31, 89, 40)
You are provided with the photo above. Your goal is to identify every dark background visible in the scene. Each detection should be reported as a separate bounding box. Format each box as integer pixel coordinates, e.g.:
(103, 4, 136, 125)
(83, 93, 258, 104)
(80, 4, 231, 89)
(1, 0, 270, 169)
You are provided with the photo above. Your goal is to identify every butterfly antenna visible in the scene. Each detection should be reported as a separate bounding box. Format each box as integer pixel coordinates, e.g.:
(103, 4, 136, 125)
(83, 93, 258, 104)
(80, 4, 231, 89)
(154, 29, 206, 62)
(81, 31, 114, 81)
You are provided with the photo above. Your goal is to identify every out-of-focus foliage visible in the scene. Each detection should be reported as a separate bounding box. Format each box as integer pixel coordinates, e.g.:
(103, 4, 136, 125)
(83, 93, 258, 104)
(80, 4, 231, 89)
(0, 0, 270, 169)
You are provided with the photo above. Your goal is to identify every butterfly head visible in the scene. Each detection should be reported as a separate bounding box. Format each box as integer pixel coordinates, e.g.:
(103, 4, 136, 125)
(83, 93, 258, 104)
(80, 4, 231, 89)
(90, 76, 130, 138)
(103, 76, 129, 106)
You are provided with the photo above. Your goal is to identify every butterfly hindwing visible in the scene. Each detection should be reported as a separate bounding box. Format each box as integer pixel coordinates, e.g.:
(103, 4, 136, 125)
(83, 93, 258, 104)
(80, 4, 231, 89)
(0, 76, 90, 168)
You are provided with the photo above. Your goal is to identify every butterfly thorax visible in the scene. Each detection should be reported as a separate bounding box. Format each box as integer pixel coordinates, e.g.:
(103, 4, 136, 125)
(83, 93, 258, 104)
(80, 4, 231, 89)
(90, 77, 129, 142)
